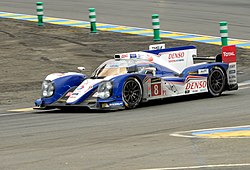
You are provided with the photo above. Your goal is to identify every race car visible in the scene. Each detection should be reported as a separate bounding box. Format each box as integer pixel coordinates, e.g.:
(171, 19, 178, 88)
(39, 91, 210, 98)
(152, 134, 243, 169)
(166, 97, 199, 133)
(34, 44, 238, 110)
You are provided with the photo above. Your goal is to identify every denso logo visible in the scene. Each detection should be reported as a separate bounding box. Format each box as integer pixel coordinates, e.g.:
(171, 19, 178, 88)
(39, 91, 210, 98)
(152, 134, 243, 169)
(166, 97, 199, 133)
(121, 54, 128, 58)
(223, 52, 235, 57)
(186, 81, 207, 90)
(168, 52, 184, 59)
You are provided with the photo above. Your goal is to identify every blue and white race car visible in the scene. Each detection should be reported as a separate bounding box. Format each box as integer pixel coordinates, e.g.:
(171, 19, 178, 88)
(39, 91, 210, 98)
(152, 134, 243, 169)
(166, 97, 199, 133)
(34, 44, 238, 110)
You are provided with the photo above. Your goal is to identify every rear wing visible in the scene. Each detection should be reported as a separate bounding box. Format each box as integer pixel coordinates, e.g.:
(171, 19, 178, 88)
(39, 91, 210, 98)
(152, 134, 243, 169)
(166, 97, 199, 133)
(193, 54, 222, 62)
(192, 45, 237, 63)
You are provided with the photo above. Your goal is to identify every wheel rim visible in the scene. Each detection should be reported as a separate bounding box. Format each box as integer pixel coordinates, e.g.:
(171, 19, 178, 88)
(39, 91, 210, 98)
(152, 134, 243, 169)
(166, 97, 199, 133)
(123, 79, 141, 105)
(209, 69, 224, 93)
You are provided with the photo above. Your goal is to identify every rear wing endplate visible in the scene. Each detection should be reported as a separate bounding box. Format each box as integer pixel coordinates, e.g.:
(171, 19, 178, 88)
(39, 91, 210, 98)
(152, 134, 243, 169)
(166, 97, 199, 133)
(222, 45, 237, 88)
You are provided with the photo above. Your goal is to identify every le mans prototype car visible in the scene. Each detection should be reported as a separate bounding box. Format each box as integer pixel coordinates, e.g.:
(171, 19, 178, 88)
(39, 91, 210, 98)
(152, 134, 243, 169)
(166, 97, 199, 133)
(34, 44, 238, 110)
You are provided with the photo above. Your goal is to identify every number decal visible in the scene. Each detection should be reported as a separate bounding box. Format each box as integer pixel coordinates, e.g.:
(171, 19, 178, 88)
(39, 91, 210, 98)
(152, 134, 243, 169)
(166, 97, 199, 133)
(154, 85, 159, 95)
(151, 83, 161, 96)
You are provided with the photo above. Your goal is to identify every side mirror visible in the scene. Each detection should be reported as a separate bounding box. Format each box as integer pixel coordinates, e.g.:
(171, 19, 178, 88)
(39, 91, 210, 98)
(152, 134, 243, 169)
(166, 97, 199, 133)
(144, 67, 156, 76)
(77, 67, 85, 72)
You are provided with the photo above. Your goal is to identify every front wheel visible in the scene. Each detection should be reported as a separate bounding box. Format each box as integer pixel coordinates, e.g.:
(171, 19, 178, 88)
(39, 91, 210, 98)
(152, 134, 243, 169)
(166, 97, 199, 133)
(207, 67, 226, 97)
(122, 78, 142, 109)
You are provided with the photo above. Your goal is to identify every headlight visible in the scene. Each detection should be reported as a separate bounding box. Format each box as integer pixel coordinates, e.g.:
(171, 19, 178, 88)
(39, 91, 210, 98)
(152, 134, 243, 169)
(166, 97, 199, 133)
(97, 81, 113, 99)
(42, 80, 55, 97)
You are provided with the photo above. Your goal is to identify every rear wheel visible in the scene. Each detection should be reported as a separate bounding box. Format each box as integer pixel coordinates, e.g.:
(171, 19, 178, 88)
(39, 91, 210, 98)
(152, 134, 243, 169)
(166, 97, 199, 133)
(122, 78, 142, 109)
(207, 67, 225, 97)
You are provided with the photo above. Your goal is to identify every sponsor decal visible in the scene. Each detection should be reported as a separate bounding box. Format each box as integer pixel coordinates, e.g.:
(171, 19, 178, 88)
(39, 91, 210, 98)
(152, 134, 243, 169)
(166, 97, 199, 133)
(121, 53, 129, 58)
(130, 53, 137, 58)
(168, 52, 185, 59)
(76, 80, 94, 91)
(198, 69, 209, 75)
(188, 71, 198, 75)
(168, 59, 184, 63)
(222, 45, 236, 63)
(229, 70, 236, 74)
(168, 52, 185, 63)
(109, 101, 123, 107)
(151, 77, 161, 83)
(227, 62, 237, 85)
(229, 64, 236, 68)
(185, 81, 207, 90)
(223, 51, 235, 57)
(229, 75, 236, 79)
(149, 44, 165, 50)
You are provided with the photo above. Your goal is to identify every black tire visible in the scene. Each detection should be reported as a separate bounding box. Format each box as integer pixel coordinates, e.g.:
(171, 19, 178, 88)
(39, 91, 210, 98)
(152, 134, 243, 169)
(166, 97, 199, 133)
(122, 77, 142, 109)
(207, 67, 226, 97)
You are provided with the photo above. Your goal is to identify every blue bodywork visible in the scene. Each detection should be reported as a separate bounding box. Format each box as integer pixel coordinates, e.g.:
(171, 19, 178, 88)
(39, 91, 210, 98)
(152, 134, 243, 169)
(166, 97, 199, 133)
(35, 74, 87, 107)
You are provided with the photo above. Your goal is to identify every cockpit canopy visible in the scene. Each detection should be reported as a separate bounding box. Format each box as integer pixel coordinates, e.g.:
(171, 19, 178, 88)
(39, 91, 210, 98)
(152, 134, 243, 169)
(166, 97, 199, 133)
(91, 58, 176, 78)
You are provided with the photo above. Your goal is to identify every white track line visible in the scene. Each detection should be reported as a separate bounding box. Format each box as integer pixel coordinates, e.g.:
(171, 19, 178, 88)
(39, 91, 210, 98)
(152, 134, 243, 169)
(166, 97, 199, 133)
(140, 163, 250, 170)
(238, 80, 250, 89)
(8, 107, 34, 112)
(0, 112, 32, 117)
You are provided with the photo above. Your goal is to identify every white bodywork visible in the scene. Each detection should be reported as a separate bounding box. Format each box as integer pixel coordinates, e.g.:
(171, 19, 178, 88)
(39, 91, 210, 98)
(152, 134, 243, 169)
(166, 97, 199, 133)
(116, 47, 197, 74)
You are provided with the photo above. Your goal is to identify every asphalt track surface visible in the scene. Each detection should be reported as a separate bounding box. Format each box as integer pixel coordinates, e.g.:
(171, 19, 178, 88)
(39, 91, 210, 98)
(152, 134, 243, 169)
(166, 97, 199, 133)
(1, 87, 250, 170)
(0, 0, 249, 40)
(1, 1, 250, 170)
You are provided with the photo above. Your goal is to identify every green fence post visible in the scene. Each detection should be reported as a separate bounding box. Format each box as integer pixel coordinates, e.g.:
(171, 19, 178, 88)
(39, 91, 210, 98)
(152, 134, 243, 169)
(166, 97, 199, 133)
(220, 21, 228, 46)
(36, 2, 44, 26)
(89, 8, 97, 33)
(152, 14, 160, 41)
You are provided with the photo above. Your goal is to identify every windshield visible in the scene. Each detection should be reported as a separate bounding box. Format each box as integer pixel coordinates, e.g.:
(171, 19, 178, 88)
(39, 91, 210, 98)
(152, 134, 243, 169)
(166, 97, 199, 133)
(91, 59, 153, 78)
(91, 59, 131, 78)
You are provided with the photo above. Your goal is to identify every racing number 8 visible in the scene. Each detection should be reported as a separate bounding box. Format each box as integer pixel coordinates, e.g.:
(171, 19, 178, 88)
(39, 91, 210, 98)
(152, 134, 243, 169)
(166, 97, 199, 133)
(151, 83, 161, 96)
